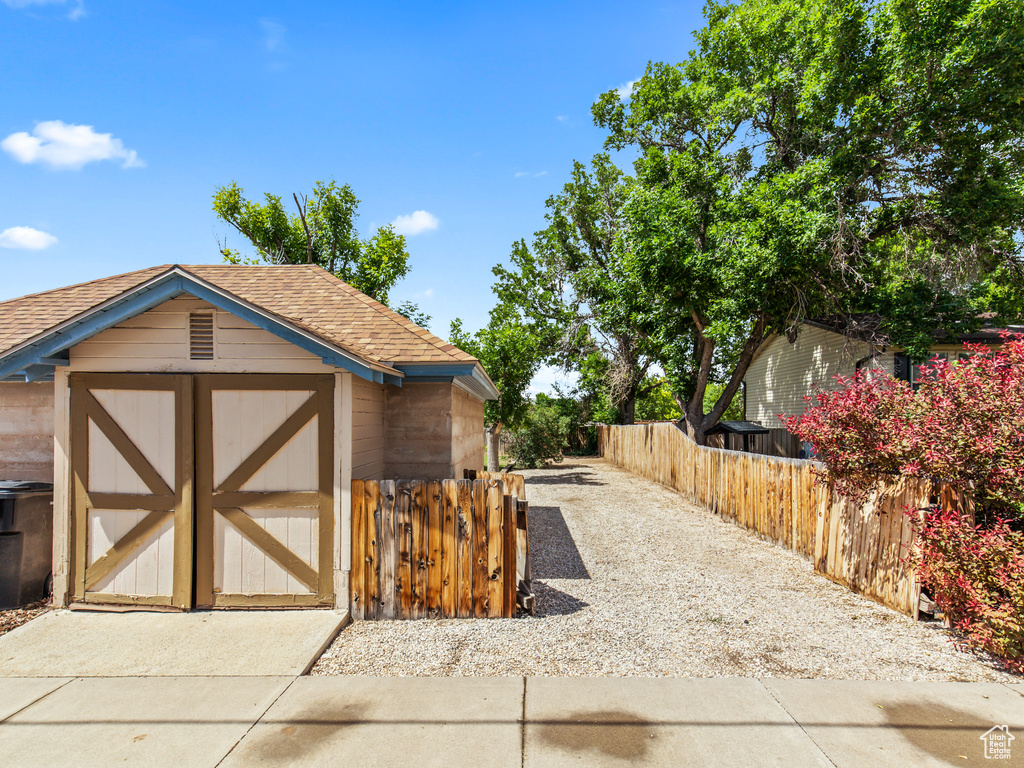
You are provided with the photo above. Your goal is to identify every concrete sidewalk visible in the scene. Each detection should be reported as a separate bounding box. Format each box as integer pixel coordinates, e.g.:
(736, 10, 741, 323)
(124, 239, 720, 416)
(0, 609, 348, 677)
(0, 676, 1021, 767)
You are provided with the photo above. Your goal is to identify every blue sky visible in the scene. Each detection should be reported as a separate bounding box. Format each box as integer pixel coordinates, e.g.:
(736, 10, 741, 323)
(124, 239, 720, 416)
(0, 0, 705, 390)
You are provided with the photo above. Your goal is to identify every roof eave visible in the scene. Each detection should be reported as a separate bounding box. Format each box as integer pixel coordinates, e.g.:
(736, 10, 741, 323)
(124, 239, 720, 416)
(392, 361, 500, 400)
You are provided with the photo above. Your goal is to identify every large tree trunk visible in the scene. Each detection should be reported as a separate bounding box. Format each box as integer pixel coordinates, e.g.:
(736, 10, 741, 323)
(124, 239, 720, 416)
(621, 394, 636, 425)
(486, 422, 503, 472)
(681, 313, 769, 447)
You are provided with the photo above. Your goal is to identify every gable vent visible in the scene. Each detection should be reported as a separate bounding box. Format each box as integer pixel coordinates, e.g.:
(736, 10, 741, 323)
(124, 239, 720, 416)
(189, 312, 215, 360)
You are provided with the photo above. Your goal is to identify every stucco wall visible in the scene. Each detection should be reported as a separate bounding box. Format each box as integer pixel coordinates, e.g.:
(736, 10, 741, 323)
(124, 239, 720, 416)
(381, 381, 486, 480)
(451, 385, 485, 479)
(0, 382, 55, 482)
(383, 382, 454, 479)
(743, 326, 890, 425)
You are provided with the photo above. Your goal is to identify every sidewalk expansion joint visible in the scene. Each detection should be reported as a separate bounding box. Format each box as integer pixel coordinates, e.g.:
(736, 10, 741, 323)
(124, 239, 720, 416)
(0, 677, 76, 725)
(214, 675, 298, 768)
(520, 676, 527, 767)
(757, 678, 838, 768)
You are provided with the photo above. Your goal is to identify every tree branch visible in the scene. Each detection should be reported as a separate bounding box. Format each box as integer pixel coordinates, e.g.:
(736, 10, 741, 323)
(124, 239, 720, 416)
(293, 192, 313, 264)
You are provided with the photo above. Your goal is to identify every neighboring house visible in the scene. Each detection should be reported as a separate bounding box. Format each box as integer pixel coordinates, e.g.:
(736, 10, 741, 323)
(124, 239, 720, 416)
(742, 317, 1022, 457)
(0, 264, 497, 611)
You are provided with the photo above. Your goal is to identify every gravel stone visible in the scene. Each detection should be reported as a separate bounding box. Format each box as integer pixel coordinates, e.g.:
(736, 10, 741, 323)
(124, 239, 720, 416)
(0, 601, 48, 638)
(312, 458, 1020, 681)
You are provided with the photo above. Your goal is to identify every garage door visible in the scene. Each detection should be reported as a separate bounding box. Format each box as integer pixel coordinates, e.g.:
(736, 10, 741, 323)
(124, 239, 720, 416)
(194, 374, 334, 608)
(70, 374, 194, 609)
(69, 373, 334, 610)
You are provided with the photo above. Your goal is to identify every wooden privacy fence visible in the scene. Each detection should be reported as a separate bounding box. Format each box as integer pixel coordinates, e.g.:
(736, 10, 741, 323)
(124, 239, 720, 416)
(350, 478, 527, 620)
(598, 422, 967, 617)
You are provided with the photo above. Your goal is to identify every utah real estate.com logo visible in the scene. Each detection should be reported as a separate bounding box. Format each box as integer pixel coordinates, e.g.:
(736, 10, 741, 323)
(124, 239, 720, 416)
(981, 725, 1014, 760)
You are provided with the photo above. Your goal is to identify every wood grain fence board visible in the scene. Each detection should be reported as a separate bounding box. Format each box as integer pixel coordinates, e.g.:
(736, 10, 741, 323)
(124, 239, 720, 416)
(365, 481, 381, 620)
(472, 480, 490, 618)
(350, 479, 366, 620)
(503, 494, 516, 618)
(411, 481, 428, 619)
(486, 481, 505, 618)
(456, 480, 474, 618)
(875, 488, 892, 608)
(441, 480, 458, 617)
(395, 481, 413, 619)
(426, 481, 443, 618)
(379, 480, 396, 620)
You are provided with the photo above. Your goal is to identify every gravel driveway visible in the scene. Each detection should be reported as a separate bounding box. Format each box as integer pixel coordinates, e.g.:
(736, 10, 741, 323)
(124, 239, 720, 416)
(313, 458, 1018, 681)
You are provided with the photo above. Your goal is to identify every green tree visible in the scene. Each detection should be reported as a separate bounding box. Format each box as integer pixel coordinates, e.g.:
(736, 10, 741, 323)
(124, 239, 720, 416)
(393, 301, 431, 330)
(449, 315, 541, 471)
(494, 155, 663, 424)
(213, 179, 413, 306)
(592, 0, 1024, 444)
(505, 397, 571, 469)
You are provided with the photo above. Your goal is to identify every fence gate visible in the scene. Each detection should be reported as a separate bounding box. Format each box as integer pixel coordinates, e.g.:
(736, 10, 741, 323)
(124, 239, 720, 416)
(70, 374, 194, 609)
(194, 374, 334, 608)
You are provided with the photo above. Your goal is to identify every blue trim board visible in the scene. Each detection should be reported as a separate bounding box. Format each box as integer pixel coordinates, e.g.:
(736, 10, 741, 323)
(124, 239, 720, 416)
(0, 275, 186, 381)
(395, 362, 500, 400)
(0, 269, 390, 385)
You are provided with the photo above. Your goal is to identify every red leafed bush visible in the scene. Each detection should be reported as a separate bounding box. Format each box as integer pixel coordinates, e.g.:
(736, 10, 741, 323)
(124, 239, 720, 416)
(915, 508, 1024, 674)
(786, 334, 1024, 670)
(785, 334, 1024, 520)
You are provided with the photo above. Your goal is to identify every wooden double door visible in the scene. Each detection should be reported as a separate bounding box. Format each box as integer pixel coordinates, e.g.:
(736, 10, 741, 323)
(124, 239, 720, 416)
(69, 373, 334, 609)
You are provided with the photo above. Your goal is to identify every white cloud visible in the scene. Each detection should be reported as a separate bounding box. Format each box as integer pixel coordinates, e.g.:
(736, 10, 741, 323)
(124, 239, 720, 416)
(534, 171, 548, 177)
(1, 121, 144, 170)
(556, 115, 569, 123)
(615, 79, 639, 99)
(514, 171, 548, 178)
(0, 226, 58, 250)
(422, 288, 434, 298)
(1, 0, 84, 19)
(390, 210, 439, 236)
(259, 18, 285, 52)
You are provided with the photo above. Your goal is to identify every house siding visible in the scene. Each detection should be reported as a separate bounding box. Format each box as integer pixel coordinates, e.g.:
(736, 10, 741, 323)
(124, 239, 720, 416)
(744, 325, 888, 426)
(351, 376, 385, 480)
(0, 381, 55, 482)
(69, 295, 335, 374)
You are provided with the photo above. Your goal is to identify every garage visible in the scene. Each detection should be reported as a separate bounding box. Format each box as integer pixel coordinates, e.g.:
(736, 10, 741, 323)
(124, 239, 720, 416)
(0, 264, 497, 610)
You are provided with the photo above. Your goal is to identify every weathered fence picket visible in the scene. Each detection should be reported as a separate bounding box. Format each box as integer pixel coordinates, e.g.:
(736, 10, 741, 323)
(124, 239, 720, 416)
(598, 422, 967, 617)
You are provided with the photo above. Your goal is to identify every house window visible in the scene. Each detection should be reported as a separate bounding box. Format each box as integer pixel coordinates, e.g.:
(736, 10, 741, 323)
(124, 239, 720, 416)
(895, 353, 948, 390)
(189, 312, 215, 360)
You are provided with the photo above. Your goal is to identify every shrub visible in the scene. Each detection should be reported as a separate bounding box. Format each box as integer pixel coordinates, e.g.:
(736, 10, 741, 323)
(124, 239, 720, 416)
(915, 509, 1024, 674)
(785, 334, 1024, 520)
(506, 400, 570, 468)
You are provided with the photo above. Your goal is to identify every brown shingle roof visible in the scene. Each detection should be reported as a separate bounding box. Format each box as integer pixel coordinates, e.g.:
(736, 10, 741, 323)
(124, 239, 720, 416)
(0, 264, 478, 368)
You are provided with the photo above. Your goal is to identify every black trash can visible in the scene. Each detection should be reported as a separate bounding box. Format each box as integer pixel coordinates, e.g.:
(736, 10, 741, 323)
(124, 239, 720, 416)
(0, 481, 54, 609)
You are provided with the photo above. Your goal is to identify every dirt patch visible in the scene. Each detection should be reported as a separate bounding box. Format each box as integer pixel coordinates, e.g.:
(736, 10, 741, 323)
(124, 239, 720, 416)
(0, 600, 48, 637)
